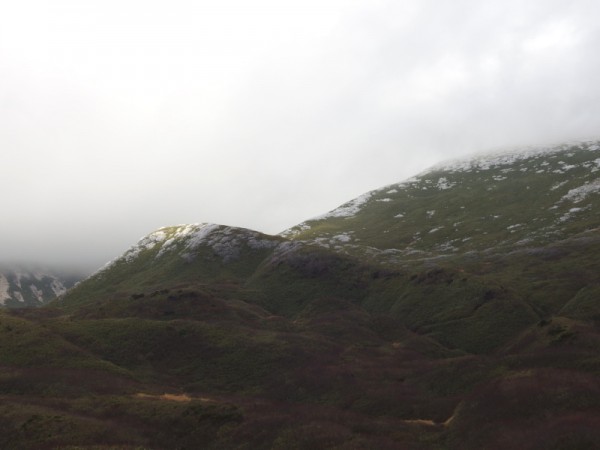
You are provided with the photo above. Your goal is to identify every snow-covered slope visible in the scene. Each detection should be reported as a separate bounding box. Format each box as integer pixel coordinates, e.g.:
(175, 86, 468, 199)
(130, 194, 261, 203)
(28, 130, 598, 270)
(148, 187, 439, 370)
(60, 140, 600, 311)
(281, 140, 600, 260)
(95, 223, 285, 276)
(56, 140, 600, 356)
(0, 267, 80, 307)
(59, 223, 295, 309)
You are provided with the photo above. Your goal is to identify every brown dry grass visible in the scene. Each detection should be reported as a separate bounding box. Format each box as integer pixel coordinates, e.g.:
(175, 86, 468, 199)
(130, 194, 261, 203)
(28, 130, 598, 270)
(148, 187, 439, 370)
(134, 392, 219, 403)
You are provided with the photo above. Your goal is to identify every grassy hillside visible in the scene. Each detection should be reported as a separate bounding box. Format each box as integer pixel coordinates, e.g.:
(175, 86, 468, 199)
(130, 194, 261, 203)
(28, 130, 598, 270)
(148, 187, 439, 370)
(1, 142, 599, 448)
(283, 141, 600, 258)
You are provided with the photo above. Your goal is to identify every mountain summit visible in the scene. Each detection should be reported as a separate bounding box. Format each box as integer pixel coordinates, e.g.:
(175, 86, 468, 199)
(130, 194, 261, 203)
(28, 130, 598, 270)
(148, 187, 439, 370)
(282, 140, 600, 259)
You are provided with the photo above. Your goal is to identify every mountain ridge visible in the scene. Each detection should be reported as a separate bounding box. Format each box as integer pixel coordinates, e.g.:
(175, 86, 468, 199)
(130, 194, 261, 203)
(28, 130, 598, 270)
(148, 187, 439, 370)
(5, 139, 598, 449)
(0, 265, 81, 307)
(53, 139, 600, 290)
(280, 140, 600, 261)
(57, 140, 600, 349)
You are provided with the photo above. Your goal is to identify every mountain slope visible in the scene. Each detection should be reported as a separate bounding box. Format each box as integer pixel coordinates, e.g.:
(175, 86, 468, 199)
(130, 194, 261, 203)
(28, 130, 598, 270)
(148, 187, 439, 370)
(4, 140, 600, 449)
(56, 140, 600, 358)
(0, 266, 81, 307)
(274, 140, 600, 353)
(58, 223, 286, 310)
(282, 141, 600, 259)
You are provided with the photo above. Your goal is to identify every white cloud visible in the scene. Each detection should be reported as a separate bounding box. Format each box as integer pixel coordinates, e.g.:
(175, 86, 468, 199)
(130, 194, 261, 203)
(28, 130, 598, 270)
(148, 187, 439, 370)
(1, 0, 600, 270)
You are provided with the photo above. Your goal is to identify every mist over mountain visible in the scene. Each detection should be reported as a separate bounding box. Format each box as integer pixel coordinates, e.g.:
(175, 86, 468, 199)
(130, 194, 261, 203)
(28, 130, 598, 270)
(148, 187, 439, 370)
(284, 140, 600, 256)
(0, 139, 599, 444)
(0, 140, 591, 447)
(2, 0, 600, 446)
(0, 264, 83, 307)
(3, 0, 600, 273)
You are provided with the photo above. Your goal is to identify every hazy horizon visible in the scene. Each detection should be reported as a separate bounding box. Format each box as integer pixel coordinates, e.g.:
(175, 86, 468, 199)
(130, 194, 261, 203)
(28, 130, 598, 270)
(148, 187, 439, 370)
(2, 0, 600, 272)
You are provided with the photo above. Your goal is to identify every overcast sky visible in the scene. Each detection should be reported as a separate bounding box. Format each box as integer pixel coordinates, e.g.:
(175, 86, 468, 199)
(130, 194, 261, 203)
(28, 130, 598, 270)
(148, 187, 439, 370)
(2, 0, 600, 271)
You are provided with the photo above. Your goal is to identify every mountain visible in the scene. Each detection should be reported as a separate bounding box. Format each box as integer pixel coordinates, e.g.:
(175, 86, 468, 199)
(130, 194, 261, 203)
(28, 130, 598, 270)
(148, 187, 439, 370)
(276, 140, 600, 353)
(2, 140, 600, 449)
(282, 140, 600, 258)
(0, 265, 81, 307)
(59, 223, 287, 310)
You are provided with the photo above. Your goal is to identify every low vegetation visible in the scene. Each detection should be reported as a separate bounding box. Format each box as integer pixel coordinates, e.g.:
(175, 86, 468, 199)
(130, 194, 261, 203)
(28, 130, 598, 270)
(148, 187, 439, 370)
(2, 142, 600, 448)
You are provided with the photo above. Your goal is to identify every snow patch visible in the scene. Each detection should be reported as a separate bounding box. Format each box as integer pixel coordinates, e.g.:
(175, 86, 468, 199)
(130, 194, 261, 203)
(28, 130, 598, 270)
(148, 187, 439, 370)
(30, 285, 44, 303)
(561, 180, 600, 203)
(332, 234, 352, 243)
(124, 230, 168, 262)
(551, 181, 568, 191)
(560, 163, 577, 171)
(0, 275, 10, 305)
(314, 191, 374, 220)
(183, 224, 222, 251)
(101, 223, 282, 270)
(558, 206, 587, 222)
(179, 225, 279, 263)
(50, 279, 66, 297)
(507, 224, 523, 233)
(436, 177, 456, 190)
(280, 223, 311, 238)
(14, 273, 22, 289)
(430, 141, 600, 174)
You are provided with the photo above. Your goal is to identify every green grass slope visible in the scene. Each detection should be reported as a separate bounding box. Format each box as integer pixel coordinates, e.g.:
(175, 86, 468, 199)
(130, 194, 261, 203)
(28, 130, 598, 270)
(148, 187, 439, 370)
(2, 141, 600, 448)
(283, 141, 600, 258)
(58, 224, 285, 311)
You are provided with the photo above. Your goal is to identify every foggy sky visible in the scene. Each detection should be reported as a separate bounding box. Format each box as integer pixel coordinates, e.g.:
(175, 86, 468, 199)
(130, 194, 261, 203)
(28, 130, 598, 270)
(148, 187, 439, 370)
(2, 0, 600, 272)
